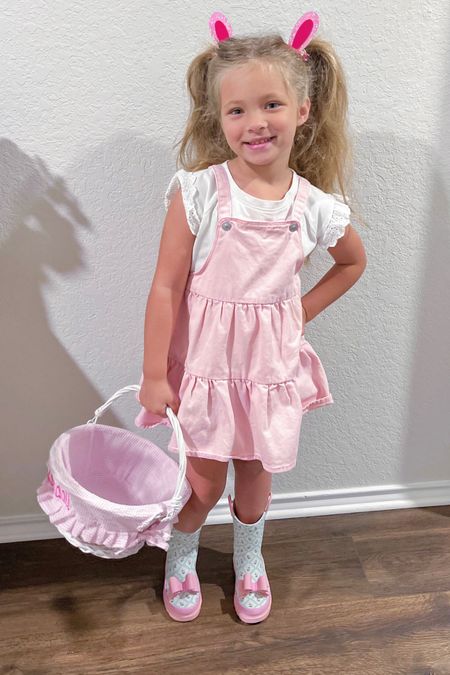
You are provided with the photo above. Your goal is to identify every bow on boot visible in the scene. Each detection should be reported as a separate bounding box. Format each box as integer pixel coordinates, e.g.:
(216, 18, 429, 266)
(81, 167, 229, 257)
(238, 572, 270, 597)
(167, 572, 200, 600)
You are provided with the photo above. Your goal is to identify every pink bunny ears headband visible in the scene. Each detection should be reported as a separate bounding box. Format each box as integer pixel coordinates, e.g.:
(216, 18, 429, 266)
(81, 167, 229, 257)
(209, 10, 319, 62)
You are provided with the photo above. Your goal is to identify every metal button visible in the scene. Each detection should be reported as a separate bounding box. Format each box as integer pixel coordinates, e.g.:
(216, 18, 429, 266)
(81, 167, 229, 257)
(289, 222, 299, 232)
(222, 221, 232, 231)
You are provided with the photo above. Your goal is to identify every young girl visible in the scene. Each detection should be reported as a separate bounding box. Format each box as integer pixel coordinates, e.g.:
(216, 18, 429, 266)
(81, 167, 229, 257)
(137, 11, 367, 624)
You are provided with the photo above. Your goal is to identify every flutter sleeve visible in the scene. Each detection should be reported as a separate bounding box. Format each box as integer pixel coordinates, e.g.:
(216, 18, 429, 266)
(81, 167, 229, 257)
(164, 169, 203, 235)
(316, 193, 351, 249)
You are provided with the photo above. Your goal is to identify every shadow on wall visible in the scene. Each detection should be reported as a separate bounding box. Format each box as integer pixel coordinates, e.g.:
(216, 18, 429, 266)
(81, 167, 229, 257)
(345, 7, 450, 482)
(60, 132, 180, 450)
(354, 128, 450, 482)
(401, 22, 450, 481)
(0, 139, 120, 517)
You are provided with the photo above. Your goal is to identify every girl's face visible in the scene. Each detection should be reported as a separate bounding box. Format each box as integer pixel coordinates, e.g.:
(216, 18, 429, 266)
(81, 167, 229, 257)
(219, 60, 310, 169)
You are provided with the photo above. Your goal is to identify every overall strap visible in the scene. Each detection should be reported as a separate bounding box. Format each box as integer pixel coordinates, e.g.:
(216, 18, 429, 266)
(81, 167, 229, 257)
(211, 164, 231, 220)
(290, 176, 310, 222)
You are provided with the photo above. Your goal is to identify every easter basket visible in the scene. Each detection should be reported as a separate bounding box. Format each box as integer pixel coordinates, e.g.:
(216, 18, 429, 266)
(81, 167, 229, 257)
(36, 385, 191, 559)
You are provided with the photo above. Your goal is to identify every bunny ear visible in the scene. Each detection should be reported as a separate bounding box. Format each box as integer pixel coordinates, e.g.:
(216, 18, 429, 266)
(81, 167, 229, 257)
(209, 12, 233, 43)
(288, 11, 319, 52)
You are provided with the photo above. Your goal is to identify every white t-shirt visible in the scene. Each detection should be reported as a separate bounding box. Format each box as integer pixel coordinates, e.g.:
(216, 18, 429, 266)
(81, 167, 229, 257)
(165, 160, 351, 273)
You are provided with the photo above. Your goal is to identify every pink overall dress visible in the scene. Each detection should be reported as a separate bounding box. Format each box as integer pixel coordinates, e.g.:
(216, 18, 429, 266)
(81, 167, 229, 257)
(162, 164, 332, 473)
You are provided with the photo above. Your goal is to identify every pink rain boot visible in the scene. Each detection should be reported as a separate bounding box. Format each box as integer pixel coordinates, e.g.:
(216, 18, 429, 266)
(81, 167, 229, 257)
(228, 494, 272, 624)
(162, 526, 202, 622)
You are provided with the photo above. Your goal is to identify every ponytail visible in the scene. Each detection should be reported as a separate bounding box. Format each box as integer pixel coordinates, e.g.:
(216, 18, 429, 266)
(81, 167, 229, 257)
(290, 37, 352, 202)
(176, 45, 231, 170)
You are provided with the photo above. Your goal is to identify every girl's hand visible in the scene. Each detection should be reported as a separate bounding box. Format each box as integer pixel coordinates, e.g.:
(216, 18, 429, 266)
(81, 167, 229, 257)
(138, 376, 181, 417)
(301, 306, 307, 336)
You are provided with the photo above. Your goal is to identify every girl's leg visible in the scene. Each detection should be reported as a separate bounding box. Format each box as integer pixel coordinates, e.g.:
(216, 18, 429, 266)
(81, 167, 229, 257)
(163, 457, 228, 621)
(230, 459, 273, 623)
(175, 456, 229, 532)
(232, 459, 272, 523)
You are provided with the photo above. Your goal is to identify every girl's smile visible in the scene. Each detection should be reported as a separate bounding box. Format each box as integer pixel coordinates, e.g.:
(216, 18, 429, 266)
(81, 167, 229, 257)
(244, 136, 276, 148)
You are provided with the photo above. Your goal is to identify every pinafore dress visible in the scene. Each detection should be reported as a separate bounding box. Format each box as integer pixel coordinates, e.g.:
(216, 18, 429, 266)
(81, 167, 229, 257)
(164, 163, 333, 473)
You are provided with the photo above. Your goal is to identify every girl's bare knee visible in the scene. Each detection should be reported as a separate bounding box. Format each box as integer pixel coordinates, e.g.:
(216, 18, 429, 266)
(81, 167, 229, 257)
(232, 458, 266, 478)
(186, 457, 228, 511)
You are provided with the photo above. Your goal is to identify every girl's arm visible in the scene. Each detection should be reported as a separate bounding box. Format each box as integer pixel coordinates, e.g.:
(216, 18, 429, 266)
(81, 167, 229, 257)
(301, 224, 367, 324)
(142, 188, 195, 379)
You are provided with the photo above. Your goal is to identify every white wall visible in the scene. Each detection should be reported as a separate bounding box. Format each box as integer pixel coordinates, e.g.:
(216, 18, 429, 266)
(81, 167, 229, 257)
(1, 1, 449, 534)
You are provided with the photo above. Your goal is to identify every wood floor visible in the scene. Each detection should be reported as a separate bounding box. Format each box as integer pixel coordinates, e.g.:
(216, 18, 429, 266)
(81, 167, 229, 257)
(2, 506, 450, 675)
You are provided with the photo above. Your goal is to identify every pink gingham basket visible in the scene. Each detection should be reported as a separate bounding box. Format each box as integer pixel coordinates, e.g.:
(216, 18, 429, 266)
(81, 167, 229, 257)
(36, 385, 192, 559)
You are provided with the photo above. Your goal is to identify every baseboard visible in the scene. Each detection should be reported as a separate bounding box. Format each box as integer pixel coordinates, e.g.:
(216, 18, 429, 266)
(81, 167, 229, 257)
(2, 480, 450, 544)
(206, 480, 450, 524)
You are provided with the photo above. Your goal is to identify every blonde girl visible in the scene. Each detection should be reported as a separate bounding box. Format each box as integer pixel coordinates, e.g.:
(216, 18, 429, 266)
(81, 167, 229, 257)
(137, 11, 367, 624)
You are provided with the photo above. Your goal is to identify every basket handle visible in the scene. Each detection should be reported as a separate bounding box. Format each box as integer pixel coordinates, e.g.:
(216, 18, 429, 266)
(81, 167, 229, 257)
(49, 385, 188, 523)
(87, 384, 145, 425)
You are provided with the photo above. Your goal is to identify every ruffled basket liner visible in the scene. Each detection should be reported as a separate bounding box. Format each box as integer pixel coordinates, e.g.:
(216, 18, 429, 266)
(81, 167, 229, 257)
(36, 424, 192, 557)
(37, 482, 175, 554)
